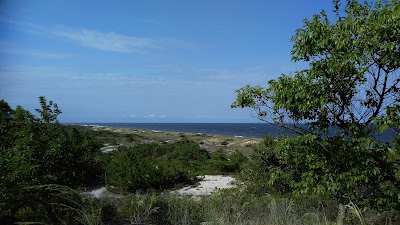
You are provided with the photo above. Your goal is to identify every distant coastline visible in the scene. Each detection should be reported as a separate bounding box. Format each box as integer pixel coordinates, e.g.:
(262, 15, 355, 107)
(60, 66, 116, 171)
(74, 123, 396, 142)
(75, 123, 293, 138)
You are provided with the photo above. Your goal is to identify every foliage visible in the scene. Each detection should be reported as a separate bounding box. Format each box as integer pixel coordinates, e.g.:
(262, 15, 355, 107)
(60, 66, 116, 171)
(233, 0, 400, 136)
(244, 136, 400, 209)
(104, 143, 192, 193)
(7, 184, 99, 225)
(103, 141, 247, 193)
(240, 136, 294, 195)
(206, 149, 247, 174)
(0, 97, 103, 223)
(232, 0, 400, 211)
(11, 187, 399, 225)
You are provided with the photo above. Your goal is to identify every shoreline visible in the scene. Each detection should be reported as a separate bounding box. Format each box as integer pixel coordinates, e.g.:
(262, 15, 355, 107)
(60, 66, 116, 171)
(72, 122, 276, 139)
(83, 123, 263, 138)
(77, 124, 262, 156)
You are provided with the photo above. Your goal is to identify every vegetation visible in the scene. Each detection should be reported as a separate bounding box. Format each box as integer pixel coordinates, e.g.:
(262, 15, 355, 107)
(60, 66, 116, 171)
(1, 95, 399, 224)
(79, 125, 258, 157)
(0, 97, 103, 224)
(232, 0, 400, 222)
(103, 141, 247, 193)
(0, 97, 247, 223)
(2, 1, 400, 224)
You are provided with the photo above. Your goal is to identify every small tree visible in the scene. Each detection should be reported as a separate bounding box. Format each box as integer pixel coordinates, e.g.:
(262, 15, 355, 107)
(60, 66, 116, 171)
(233, 0, 400, 214)
(0, 97, 103, 223)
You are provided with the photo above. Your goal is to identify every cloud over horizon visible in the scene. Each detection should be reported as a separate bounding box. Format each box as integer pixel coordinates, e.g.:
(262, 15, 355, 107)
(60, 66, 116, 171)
(53, 27, 156, 53)
(144, 114, 167, 118)
(0, 0, 321, 123)
(2, 19, 199, 54)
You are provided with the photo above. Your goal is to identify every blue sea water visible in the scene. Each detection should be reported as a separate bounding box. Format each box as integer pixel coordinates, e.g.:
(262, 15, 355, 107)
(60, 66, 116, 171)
(79, 123, 396, 142)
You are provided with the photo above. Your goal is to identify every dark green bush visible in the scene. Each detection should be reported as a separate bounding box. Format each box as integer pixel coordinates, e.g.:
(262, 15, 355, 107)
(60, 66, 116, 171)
(104, 140, 247, 193)
(221, 140, 229, 145)
(202, 149, 247, 174)
(242, 135, 400, 211)
(104, 142, 195, 193)
(166, 140, 210, 162)
(0, 98, 104, 224)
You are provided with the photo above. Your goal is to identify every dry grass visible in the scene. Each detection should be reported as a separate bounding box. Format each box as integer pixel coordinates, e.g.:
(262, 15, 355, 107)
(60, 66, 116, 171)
(90, 126, 261, 156)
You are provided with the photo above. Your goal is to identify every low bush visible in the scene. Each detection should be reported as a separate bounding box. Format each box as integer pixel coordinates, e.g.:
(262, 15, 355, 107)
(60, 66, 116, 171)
(103, 141, 247, 193)
(241, 135, 400, 214)
(199, 149, 247, 175)
(104, 142, 198, 193)
(0, 98, 104, 224)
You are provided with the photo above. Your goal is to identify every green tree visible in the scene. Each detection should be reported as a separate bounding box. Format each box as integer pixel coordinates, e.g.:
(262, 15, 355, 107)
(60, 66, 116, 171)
(0, 97, 103, 223)
(233, 0, 400, 213)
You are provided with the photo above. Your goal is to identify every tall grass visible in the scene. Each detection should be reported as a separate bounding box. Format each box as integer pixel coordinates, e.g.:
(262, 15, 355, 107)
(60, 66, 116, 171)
(16, 184, 399, 225)
(119, 193, 159, 224)
(200, 188, 332, 225)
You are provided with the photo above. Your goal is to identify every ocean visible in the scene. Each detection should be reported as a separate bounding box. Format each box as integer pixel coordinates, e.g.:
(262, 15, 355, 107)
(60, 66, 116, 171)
(79, 123, 396, 141)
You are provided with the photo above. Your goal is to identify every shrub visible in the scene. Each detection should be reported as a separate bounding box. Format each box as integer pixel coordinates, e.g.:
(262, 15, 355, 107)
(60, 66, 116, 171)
(242, 135, 400, 211)
(203, 149, 247, 174)
(0, 98, 104, 223)
(166, 140, 210, 162)
(104, 141, 248, 193)
(104, 143, 195, 193)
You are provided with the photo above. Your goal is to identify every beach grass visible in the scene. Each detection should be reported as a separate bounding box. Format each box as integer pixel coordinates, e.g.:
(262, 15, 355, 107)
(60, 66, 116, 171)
(19, 125, 390, 225)
(81, 125, 261, 156)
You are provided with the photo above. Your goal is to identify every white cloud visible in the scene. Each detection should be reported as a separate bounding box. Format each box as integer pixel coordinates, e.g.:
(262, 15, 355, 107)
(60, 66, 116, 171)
(143, 114, 167, 118)
(52, 27, 156, 53)
(3, 20, 198, 53)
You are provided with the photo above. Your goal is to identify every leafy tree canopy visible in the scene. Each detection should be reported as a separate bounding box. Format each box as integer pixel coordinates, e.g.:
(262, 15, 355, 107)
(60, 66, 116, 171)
(233, 0, 400, 137)
(233, 0, 400, 212)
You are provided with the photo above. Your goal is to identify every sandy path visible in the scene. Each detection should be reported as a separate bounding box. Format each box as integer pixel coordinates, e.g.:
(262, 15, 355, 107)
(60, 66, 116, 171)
(172, 175, 236, 198)
(84, 175, 236, 199)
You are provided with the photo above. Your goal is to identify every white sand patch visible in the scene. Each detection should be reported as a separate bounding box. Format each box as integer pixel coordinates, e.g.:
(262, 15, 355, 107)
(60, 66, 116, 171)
(83, 175, 236, 199)
(82, 186, 123, 199)
(100, 144, 123, 153)
(173, 175, 236, 198)
(100, 145, 120, 153)
(100, 146, 118, 153)
(90, 187, 107, 198)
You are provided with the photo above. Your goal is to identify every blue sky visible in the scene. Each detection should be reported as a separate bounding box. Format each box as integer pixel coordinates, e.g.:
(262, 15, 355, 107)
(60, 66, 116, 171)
(0, 0, 333, 123)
